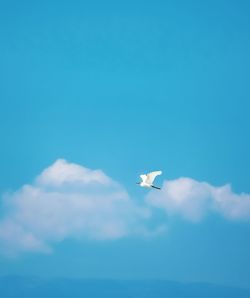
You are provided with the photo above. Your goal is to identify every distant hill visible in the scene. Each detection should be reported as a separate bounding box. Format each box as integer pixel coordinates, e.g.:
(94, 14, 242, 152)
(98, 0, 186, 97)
(0, 276, 249, 298)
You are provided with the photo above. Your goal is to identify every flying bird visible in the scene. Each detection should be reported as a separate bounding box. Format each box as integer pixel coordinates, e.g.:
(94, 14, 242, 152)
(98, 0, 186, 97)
(137, 171, 162, 189)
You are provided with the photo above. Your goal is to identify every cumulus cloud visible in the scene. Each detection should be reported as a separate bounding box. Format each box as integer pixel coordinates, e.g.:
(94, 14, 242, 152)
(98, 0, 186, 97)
(146, 177, 250, 221)
(0, 159, 151, 255)
(1, 160, 250, 256)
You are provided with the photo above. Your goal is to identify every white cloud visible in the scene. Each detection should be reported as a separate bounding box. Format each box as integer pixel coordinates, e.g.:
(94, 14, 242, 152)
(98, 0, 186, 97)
(0, 159, 151, 255)
(146, 177, 250, 221)
(36, 159, 112, 187)
(1, 160, 250, 256)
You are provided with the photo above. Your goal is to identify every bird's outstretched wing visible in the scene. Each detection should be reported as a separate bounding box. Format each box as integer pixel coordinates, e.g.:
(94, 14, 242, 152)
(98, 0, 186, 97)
(146, 171, 162, 184)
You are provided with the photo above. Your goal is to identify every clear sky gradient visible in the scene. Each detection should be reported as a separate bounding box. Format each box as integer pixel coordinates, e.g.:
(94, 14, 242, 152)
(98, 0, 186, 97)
(0, 0, 250, 289)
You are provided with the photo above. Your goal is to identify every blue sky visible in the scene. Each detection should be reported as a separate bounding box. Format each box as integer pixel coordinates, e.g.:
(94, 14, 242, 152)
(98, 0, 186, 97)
(0, 0, 250, 289)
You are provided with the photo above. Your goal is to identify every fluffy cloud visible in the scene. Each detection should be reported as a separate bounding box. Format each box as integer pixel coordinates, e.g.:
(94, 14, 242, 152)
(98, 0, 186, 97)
(146, 177, 250, 221)
(0, 159, 151, 255)
(1, 160, 250, 256)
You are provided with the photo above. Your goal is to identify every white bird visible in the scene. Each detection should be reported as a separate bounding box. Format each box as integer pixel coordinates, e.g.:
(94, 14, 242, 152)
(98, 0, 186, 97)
(137, 171, 162, 189)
